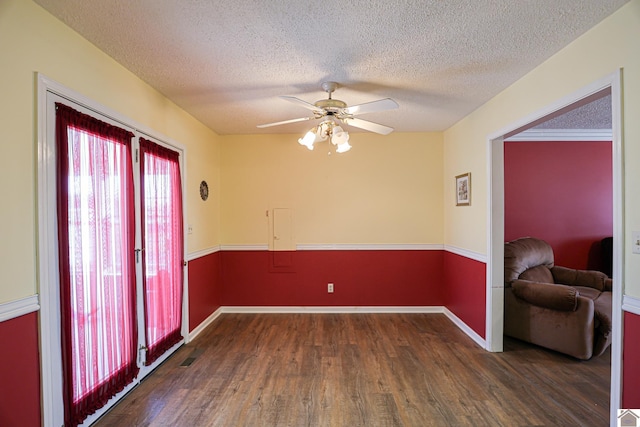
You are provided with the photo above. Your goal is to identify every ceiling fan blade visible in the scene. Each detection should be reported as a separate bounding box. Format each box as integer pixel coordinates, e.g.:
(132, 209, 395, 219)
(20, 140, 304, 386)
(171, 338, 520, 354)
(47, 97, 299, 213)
(342, 117, 394, 135)
(256, 117, 311, 128)
(280, 96, 323, 113)
(343, 98, 399, 116)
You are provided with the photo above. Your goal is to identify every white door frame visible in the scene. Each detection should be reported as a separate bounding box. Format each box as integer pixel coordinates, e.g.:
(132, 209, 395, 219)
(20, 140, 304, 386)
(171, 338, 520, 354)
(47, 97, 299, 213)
(36, 74, 190, 427)
(485, 70, 624, 426)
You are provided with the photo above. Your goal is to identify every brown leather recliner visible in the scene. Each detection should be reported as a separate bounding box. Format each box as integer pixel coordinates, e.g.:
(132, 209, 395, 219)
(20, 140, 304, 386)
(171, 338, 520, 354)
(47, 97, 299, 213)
(504, 237, 612, 360)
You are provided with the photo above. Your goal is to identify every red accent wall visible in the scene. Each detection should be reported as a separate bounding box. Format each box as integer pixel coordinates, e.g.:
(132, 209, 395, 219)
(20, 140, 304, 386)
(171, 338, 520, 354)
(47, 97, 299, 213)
(0, 312, 41, 427)
(623, 311, 640, 408)
(187, 251, 222, 331)
(443, 251, 486, 338)
(504, 141, 612, 270)
(221, 250, 444, 306)
(5, 249, 484, 426)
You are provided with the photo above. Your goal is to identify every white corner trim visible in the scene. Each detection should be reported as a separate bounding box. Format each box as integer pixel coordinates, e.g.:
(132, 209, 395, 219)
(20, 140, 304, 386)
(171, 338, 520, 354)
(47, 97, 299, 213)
(0, 295, 40, 322)
(219, 244, 269, 251)
(296, 243, 444, 251)
(221, 306, 445, 314)
(187, 307, 223, 342)
(504, 128, 612, 142)
(622, 295, 640, 316)
(186, 245, 221, 261)
(444, 245, 488, 263)
(443, 308, 486, 349)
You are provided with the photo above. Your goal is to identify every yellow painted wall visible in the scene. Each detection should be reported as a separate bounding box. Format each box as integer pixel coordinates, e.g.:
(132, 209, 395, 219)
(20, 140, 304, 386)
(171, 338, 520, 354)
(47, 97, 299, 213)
(220, 132, 443, 246)
(443, 0, 640, 296)
(0, 0, 221, 304)
(3, 0, 638, 302)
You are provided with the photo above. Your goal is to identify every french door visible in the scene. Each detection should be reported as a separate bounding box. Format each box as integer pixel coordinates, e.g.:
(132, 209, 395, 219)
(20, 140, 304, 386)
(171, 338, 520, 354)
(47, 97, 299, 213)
(139, 138, 184, 366)
(51, 95, 185, 427)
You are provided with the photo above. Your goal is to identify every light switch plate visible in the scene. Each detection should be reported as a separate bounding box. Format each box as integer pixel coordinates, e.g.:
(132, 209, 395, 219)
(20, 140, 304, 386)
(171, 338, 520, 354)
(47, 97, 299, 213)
(633, 231, 640, 254)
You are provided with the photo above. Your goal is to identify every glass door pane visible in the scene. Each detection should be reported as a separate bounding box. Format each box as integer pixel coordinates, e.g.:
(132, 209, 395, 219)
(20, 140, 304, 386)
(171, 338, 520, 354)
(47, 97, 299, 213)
(139, 138, 184, 365)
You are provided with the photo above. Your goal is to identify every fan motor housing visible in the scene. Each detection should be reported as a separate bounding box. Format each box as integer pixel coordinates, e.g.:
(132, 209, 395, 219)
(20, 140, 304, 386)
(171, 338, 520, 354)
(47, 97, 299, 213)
(315, 98, 347, 110)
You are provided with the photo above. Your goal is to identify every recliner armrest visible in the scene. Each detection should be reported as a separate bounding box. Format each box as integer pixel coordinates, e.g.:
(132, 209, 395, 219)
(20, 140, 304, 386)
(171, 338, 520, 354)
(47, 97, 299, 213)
(551, 265, 607, 291)
(512, 279, 578, 311)
(604, 278, 613, 292)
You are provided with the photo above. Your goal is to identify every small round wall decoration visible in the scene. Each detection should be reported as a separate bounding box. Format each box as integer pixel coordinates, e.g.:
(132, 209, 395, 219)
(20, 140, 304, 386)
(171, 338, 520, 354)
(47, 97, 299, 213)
(199, 180, 209, 201)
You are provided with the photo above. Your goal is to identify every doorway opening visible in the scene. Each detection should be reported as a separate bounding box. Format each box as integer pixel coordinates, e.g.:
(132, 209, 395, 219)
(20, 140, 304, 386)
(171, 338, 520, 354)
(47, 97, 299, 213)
(486, 71, 623, 425)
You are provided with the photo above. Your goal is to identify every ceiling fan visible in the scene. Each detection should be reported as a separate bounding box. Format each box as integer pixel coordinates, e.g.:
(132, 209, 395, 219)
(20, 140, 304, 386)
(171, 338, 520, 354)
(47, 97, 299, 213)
(256, 81, 399, 135)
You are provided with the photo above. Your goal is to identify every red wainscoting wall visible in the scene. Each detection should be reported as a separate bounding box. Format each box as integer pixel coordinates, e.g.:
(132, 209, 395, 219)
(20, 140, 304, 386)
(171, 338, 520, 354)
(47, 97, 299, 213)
(504, 141, 612, 270)
(187, 251, 223, 331)
(221, 250, 444, 307)
(4, 248, 484, 425)
(0, 312, 41, 427)
(623, 311, 640, 408)
(443, 251, 487, 338)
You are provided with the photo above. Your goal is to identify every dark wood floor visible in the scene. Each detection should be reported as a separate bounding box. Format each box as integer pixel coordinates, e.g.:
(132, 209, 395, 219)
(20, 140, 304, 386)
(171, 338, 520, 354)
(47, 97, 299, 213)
(94, 313, 610, 427)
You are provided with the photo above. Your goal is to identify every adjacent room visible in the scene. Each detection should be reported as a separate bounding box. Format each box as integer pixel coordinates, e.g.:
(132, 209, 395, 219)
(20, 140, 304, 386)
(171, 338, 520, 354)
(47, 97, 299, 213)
(1, 1, 640, 426)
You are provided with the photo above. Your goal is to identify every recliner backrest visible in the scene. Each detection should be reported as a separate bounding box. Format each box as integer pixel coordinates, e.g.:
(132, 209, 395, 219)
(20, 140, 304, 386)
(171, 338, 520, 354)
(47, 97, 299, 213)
(504, 237, 555, 286)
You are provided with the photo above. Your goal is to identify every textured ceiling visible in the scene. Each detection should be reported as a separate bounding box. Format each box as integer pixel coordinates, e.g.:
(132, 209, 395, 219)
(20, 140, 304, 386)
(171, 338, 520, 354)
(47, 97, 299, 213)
(34, 0, 627, 135)
(533, 94, 612, 129)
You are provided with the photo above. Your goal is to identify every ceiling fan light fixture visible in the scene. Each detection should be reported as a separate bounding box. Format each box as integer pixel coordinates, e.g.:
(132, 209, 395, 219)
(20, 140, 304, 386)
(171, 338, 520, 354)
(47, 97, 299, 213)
(335, 140, 352, 153)
(315, 122, 330, 142)
(298, 128, 316, 150)
(331, 126, 349, 145)
(258, 82, 397, 154)
(298, 120, 351, 153)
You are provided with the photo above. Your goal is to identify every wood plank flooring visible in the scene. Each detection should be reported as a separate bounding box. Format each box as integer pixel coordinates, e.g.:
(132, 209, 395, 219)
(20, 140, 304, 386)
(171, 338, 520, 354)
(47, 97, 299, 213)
(93, 313, 610, 427)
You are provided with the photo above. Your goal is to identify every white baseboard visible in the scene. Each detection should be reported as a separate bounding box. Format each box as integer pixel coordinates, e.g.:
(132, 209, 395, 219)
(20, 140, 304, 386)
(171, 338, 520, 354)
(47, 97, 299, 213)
(187, 305, 486, 352)
(187, 307, 223, 342)
(221, 306, 445, 314)
(296, 244, 444, 251)
(443, 307, 486, 349)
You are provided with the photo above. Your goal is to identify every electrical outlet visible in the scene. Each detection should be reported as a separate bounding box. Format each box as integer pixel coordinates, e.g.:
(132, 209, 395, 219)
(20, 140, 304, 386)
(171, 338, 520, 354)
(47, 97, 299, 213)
(328, 283, 334, 293)
(188, 225, 193, 235)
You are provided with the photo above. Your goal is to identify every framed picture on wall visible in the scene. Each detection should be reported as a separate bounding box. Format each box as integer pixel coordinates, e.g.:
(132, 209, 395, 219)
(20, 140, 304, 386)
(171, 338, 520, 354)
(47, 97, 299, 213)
(456, 173, 471, 206)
